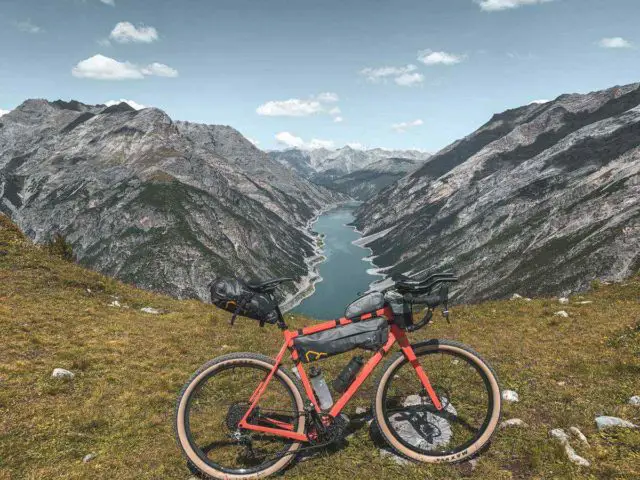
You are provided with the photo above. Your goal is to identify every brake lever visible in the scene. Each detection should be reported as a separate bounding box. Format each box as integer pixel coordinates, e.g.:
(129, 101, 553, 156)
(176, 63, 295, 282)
(406, 308, 433, 332)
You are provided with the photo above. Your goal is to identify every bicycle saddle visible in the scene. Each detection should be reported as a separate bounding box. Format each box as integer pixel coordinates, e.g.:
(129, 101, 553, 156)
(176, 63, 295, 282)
(246, 277, 294, 293)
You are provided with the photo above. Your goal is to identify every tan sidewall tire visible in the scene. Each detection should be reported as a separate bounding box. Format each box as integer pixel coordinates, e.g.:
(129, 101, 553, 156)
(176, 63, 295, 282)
(175, 356, 306, 479)
(374, 342, 501, 464)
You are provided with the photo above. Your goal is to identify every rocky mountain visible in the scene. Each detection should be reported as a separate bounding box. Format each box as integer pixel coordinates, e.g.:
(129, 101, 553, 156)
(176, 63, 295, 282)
(353, 83, 640, 302)
(269, 146, 430, 200)
(0, 99, 344, 302)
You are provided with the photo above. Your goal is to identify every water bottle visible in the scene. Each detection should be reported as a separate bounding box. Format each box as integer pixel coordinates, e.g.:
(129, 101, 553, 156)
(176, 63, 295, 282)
(332, 356, 364, 393)
(309, 366, 333, 410)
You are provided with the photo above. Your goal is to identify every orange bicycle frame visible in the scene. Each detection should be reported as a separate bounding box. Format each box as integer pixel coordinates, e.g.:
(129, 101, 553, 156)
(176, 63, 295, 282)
(237, 306, 443, 442)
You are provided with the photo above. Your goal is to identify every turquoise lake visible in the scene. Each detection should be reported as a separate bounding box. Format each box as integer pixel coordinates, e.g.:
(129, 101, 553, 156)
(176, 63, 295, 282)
(293, 206, 378, 320)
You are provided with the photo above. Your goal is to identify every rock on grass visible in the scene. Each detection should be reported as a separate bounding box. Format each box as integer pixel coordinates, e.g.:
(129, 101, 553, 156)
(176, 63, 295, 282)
(549, 429, 590, 467)
(52, 368, 74, 379)
(502, 390, 519, 403)
(140, 307, 161, 314)
(500, 418, 528, 429)
(595, 416, 637, 430)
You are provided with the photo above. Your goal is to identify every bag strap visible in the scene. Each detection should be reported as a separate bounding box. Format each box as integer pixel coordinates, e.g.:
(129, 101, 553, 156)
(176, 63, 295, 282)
(229, 294, 250, 326)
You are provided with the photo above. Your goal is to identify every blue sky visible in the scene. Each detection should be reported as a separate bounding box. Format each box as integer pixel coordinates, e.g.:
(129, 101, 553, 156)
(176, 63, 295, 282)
(1, 0, 639, 152)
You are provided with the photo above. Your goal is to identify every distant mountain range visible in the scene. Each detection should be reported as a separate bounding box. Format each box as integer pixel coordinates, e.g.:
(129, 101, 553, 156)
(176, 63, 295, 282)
(269, 147, 431, 200)
(354, 83, 640, 302)
(0, 99, 344, 302)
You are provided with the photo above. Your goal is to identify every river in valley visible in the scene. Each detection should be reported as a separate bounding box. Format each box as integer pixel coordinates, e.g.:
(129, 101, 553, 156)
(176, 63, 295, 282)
(293, 205, 381, 320)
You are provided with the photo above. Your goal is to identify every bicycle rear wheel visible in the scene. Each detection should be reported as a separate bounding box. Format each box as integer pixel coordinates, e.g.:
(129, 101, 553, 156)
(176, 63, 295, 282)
(373, 339, 501, 463)
(175, 353, 306, 479)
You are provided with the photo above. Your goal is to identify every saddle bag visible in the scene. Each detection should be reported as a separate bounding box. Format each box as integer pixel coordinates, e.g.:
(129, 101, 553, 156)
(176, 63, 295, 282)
(209, 277, 278, 324)
(293, 317, 388, 363)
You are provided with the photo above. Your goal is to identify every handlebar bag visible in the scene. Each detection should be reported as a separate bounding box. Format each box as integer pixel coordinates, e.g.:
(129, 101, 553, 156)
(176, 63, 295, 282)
(344, 292, 385, 319)
(294, 317, 388, 363)
(209, 277, 278, 324)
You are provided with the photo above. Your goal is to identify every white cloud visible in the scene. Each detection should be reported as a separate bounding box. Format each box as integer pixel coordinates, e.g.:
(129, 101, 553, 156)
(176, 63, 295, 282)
(71, 55, 178, 80)
(417, 50, 465, 66)
(360, 64, 417, 83)
(14, 19, 41, 34)
(104, 99, 146, 110)
(110, 22, 158, 43)
(333, 116, 343, 123)
(315, 92, 339, 102)
(257, 93, 341, 120)
(475, 0, 553, 12)
(257, 99, 323, 117)
(0, 109, 10, 117)
(395, 72, 424, 87)
(140, 62, 178, 77)
(97, 38, 112, 47)
(391, 119, 424, 133)
(530, 99, 550, 104)
(247, 137, 260, 146)
(598, 37, 633, 49)
(275, 132, 335, 150)
(100, 0, 115, 5)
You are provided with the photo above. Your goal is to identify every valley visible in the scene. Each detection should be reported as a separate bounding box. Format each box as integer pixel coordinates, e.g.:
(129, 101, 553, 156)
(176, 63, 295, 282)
(1, 83, 640, 317)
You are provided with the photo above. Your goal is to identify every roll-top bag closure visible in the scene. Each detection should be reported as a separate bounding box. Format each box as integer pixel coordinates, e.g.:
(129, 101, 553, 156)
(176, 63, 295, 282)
(344, 292, 385, 319)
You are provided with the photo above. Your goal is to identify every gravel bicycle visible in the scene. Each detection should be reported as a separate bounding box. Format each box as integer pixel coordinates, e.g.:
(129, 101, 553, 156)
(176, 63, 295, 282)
(175, 272, 501, 479)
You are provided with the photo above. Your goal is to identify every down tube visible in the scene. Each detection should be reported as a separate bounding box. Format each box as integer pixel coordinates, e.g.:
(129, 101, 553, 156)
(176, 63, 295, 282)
(329, 330, 397, 417)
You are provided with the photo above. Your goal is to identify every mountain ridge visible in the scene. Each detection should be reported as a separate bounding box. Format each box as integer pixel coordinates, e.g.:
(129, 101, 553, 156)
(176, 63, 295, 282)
(270, 146, 431, 200)
(0, 98, 345, 303)
(354, 82, 640, 302)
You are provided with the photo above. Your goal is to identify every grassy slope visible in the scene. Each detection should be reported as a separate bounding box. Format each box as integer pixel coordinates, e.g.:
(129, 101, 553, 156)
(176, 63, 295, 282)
(0, 214, 638, 480)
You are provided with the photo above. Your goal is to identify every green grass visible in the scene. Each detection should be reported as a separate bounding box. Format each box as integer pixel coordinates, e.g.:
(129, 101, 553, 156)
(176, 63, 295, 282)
(1, 213, 639, 479)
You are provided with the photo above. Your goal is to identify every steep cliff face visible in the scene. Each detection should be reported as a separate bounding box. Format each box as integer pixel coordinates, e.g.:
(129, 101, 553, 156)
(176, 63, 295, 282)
(269, 147, 430, 200)
(354, 83, 640, 302)
(0, 100, 343, 301)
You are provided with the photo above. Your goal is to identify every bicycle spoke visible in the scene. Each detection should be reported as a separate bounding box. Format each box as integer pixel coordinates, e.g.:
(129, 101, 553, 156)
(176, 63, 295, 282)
(184, 362, 300, 474)
(381, 348, 493, 455)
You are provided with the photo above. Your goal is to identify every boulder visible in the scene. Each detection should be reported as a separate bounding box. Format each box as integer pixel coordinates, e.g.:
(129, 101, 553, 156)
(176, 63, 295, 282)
(559, 297, 570, 305)
(595, 416, 637, 430)
(52, 368, 74, 379)
(628, 395, 640, 406)
(500, 418, 528, 429)
(554, 310, 569, 318)
(511, 293, 523, 300)
(502, 390, 519, 403)
(569, 427, 590, 448)
(82, 453, 97, 463)
(140, 307, 161, 314)
(549, 429, 590, 467)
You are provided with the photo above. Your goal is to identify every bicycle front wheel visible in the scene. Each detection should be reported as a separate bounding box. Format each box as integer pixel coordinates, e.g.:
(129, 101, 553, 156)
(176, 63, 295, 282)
(175, 353, 306, 479)
(373, 339, 501, 463)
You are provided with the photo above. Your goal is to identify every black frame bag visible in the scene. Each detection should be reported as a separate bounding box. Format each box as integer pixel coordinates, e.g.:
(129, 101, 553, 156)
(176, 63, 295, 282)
(293, 317, 388, 363)
(209, 277, 278, 325)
